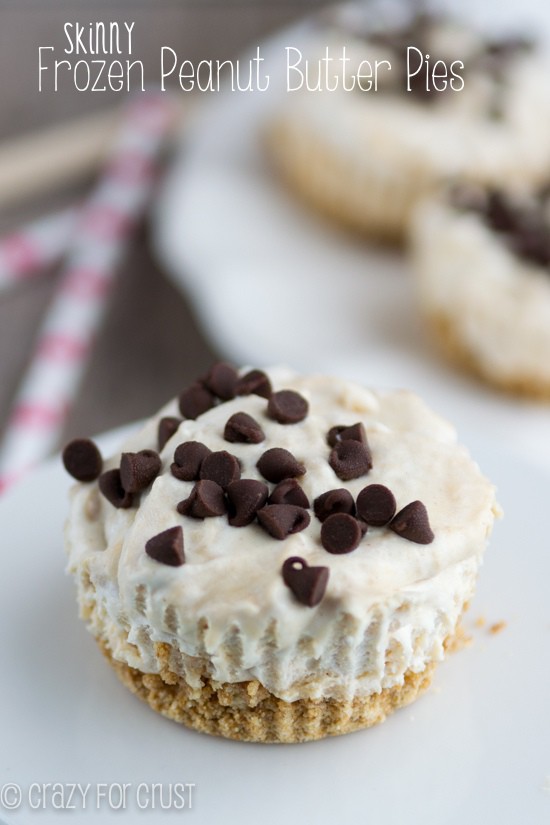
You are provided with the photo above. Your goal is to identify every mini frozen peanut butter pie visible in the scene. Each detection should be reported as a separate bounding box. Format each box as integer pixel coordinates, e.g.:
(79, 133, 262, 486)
(63, 364, 499, 743)
(411, 184, 550, 399)
(267, 4, 550, 242)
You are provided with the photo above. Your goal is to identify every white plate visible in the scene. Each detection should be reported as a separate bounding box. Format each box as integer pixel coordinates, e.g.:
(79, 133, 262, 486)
(1, 427, 549, 824)
(153, 4, 550, 473)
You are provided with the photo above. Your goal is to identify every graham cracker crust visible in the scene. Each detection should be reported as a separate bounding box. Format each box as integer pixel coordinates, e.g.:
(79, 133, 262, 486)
(100, 639, 436, 743)
(427, 311, 550, 401)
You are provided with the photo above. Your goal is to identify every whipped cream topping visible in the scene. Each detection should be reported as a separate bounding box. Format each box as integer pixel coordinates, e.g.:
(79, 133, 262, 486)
(65, 368, 499, 700)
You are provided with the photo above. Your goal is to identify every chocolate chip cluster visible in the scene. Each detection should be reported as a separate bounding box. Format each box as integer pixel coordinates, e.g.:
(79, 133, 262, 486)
(318, 483, 433, 554)
(62, 438, 162, 511)
(170, 381, 311, 542)
(62, 363, 435, 611)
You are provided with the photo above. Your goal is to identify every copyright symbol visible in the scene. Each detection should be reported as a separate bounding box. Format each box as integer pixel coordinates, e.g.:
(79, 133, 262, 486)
(0, 783, 21, 809)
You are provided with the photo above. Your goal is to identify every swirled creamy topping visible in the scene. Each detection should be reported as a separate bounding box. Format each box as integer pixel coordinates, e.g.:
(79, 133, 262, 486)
(64, 366, 499, 697)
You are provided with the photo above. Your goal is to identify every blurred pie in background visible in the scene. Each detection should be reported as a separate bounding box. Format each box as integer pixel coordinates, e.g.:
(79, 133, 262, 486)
(267, 3, 550, 242)
(412, 183, 550, 398)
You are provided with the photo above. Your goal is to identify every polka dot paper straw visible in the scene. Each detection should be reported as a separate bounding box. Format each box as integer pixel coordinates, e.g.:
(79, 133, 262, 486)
(0, 207, 76, 292)
(0, 92, 178, 494)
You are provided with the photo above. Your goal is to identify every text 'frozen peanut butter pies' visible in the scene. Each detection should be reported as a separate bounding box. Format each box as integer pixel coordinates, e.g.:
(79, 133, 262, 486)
(63, 364, 500, 743)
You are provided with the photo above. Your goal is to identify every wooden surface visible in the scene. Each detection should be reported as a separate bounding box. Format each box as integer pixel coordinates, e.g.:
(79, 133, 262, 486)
(0, 1, 324, 447)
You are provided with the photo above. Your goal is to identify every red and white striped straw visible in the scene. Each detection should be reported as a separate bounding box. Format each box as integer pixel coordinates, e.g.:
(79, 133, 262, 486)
(0, 93, 178, 494)
(0, 207, 75, 292)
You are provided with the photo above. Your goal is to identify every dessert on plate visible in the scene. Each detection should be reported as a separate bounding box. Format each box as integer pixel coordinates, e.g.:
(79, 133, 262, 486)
(63, 363, 499, 742)
(412, 184, 550, 399)
(267, 4, 550, 241)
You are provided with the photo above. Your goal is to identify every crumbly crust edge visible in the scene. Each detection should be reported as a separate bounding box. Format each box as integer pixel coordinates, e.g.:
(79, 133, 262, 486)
(99, 638, 437, 743)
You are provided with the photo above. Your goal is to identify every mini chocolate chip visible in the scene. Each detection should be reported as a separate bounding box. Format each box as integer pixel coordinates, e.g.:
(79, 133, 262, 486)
(224, 412, 265, 444)
(98, 469, 133, 508)
(268, 478, 310, 509)
(282, 557, 329, 607)
(235, 369, 272, 399)
(390, 500, 434, 544)
(157, 416, 181, 451)
(327, 422, 367, 447)
(356, 484, 396, 526)
(226, 479, 269, 526)
(321, 513, 363, 554)
(177, 480, 226, 519)
(257, 504, 310, 539)
(314, 488, 355, 522)
(178, 382, 215, 420)
(171, 441, 211, 482)
(329, 440, 372, 481)
(267, 390, 308, 424)
(200, 450, 241, 489)
(256, 448, 306, 484)
(204, 362, 238, 401)
(145, 526, 185, 566)
(120, 449, 161, 493)
(62, 438, 103, 482)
